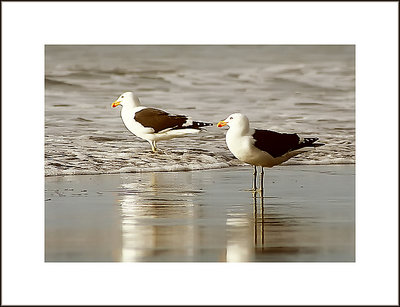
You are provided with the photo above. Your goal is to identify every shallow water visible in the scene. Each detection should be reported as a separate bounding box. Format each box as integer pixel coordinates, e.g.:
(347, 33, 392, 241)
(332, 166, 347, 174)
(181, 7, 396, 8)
(45, 165, 355, 262)
(45, 45, 355, 176)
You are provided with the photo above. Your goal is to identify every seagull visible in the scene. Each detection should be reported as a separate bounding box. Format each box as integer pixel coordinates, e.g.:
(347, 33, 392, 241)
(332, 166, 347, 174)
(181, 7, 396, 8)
(217, 113, 324, 193)
(112, 92, 212, 152)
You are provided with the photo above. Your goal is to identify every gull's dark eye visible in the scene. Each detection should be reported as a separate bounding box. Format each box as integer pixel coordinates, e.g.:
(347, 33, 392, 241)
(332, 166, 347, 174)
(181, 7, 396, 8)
(121, 96, 124, 98)
(230, 117, 233, 120)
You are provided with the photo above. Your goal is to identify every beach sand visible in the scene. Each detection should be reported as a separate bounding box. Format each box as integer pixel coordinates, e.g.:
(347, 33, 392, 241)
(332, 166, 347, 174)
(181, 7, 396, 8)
(45, 165, 355, 262)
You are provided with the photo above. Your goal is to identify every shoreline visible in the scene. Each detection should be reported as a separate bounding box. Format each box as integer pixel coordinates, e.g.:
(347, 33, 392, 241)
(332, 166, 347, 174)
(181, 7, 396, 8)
(44, 162, 356, 177)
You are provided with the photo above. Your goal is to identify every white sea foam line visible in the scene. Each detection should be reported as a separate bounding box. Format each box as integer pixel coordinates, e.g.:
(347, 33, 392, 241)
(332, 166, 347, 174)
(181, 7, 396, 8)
(2, 2, 398, 306)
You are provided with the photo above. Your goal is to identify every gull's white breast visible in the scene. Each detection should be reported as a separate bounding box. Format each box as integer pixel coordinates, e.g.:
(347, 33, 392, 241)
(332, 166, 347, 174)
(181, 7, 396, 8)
(226, 129, 288, 167)
(121, 106, 153, 140)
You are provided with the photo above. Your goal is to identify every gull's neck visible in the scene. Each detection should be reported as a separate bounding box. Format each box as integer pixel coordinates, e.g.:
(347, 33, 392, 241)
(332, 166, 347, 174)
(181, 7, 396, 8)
(131, 94, 141, 107)
(121, 95, 141, 114)
(228, 120, 251, 137)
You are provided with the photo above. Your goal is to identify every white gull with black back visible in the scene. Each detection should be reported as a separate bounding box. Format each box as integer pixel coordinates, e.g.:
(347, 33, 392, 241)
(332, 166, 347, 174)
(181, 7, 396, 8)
(217, 113, 324, 192)
(112, 92, 212, 152)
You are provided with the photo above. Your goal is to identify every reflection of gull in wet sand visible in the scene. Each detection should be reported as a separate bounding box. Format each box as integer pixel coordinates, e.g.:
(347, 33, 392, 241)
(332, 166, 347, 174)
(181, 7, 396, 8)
(117, 172, 257, 262)
(217, 113, 324, 193)
(118, 172, 198, 262)
(253, 192, 265, 251)
(111, 91, 213, 152)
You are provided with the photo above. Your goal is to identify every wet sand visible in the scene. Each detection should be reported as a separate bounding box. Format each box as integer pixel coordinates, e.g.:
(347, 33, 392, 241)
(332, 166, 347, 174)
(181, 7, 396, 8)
(45, 165, 355, 262)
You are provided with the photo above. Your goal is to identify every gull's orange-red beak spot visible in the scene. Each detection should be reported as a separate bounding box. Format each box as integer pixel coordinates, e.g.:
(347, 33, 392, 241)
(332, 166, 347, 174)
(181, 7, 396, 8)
(111, 101, 120, 108)
(217, 120, 227, 128)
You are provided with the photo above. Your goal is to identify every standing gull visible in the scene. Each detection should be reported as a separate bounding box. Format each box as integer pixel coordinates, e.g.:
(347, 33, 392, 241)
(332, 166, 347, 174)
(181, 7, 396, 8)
(112, 92, 212, 152)
(217, 113, 324, 192)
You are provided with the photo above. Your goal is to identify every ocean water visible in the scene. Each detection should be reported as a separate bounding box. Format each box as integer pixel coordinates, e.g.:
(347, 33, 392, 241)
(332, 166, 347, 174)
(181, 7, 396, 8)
(45, 45, 355, 176)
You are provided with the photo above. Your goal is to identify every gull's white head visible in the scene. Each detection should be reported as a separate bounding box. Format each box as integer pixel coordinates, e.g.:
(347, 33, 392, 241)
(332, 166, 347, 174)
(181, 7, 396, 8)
(111, 91, 141, 108)
(217, 113, 250, 129)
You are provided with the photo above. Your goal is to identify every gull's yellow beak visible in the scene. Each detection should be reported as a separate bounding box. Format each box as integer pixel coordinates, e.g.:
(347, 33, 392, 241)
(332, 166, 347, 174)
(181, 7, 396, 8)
(111, 100, 120, 108)
(217, 120, 228, 128)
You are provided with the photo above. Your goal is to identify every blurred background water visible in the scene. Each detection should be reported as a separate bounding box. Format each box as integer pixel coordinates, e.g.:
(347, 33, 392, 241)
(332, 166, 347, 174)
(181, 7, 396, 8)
(45, 45, 355, 176)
